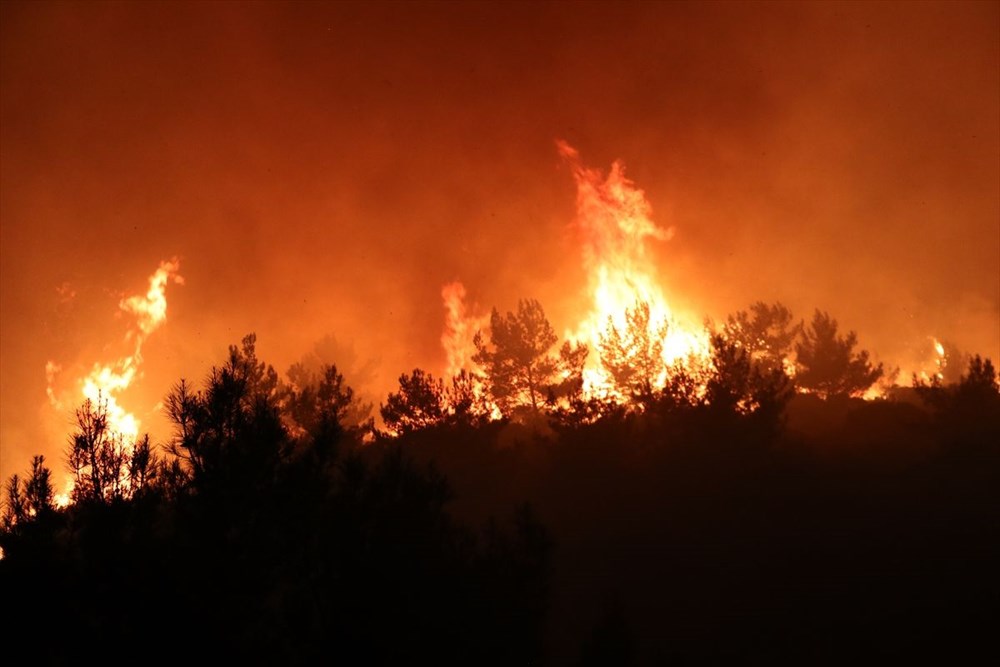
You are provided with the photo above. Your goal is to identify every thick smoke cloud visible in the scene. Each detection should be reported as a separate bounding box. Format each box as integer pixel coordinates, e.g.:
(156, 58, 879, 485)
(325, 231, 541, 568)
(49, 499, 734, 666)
(2, 2, 997, 480)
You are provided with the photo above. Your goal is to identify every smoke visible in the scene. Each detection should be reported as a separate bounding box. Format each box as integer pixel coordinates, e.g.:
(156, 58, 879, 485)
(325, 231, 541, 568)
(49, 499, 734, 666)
(2, 2, 997, 480)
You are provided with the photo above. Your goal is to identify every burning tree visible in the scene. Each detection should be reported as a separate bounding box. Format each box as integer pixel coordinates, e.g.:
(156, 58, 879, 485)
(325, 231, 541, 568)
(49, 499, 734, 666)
(445, 369, 491, 426)
(558, 141, 710, 398)
(598, 300, 668, 407)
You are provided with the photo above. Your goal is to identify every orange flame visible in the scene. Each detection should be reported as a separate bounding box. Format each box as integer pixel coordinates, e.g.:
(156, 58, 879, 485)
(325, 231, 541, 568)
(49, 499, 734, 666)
(558, 141, 709, 397)
(121, 258, 183, 339)
(901, 337, 949, 387)
(46, 259, 183, 504)
(53, 479, 74, 509)
(441, 281, 488, 378)
(932, 338, 946, 381)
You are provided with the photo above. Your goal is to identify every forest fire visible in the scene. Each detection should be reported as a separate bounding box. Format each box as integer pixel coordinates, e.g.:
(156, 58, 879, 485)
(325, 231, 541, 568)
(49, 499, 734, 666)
(430, 139, 996, 422)
(47, 259, 183, 505)
(430, 144, 983, 415)
(933, 338, 946, 381)
(56, 258, 182, 436)
(557, 141, 710, 399)
(2, 4, 997, 662)
(438, 143, 730, 410)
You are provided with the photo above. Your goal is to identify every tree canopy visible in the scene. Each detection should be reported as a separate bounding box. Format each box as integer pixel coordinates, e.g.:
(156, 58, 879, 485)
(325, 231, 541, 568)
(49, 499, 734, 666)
(381, 368, 447, 434)
(598, 301, 668, 406)
(795, 310, 883, 399)
(721, 301, 801, 374)
(473, 299, 559, 416)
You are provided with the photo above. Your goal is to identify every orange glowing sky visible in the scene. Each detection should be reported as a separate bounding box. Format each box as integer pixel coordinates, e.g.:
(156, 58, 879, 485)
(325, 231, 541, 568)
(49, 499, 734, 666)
(2, 2, 998, 480)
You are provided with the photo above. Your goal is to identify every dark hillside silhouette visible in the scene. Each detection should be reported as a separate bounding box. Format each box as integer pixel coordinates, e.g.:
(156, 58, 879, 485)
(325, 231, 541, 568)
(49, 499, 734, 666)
(3, 319, 998, 665)
(1, 335, 549, 665)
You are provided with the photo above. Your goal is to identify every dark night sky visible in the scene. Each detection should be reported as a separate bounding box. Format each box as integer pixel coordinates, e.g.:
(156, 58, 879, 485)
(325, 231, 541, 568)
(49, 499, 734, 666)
(2, 1, 998, 479)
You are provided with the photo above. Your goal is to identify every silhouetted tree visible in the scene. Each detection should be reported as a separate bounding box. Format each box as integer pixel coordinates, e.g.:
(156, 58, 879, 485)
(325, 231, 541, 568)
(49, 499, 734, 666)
(914, 355, 1000, 454)
(287, 360, 373, 430)
(445, 369, 490, 426)
(915, 354, 1000, 402)
(705, 333, 793, 433)
(795, 310, 883, 399)
(381, 368, 446, 434)
(2, 475, 26, 531)
(958, 355, 999, 395)
(0, 456, 53, 530)
(657, 359, 707, 412)
(548, 340, 590, 409)
(721, 301, 801, 374)
(5, 327, 1000, 664)
(232, 332, 282, 402)
(164, 334, 288, 490)
(68, 397, 122, 502)
(67, 397, 157, 504)
(2, 333, 558, 666)
(705, 334, 755, 413)
(289, 332, 379, 419)
(25, 456, 55, 515)
(599, 301, 666, 407)
(473, 299, 559, 416)
(287, 364, 366, 436)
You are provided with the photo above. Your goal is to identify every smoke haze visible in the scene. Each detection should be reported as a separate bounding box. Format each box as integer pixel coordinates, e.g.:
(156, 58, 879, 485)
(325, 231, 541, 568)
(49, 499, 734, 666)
(2, 1, 997, 479)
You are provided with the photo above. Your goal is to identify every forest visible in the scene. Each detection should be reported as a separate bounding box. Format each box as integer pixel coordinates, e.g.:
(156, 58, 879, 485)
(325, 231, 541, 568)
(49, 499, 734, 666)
(2, 299, 998, 665)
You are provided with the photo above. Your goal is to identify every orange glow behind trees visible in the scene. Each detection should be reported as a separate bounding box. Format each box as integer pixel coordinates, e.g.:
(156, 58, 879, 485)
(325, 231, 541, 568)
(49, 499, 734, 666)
(2, 2, 997, 486)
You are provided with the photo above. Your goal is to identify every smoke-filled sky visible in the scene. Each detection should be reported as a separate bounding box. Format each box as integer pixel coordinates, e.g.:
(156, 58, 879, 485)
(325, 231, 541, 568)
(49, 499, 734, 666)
(2, 1, 998, 480)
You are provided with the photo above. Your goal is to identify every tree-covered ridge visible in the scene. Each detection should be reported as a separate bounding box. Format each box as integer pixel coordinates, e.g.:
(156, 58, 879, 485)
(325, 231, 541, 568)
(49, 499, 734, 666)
(2, 301, 998, 664)
(383, 299, 893, 432)
(1, 334, 549, 665)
